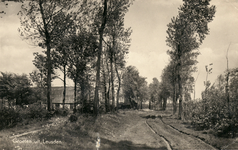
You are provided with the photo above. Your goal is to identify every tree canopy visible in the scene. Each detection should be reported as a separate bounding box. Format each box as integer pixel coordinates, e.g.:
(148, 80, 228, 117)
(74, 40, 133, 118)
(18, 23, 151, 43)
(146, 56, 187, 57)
(165, 0, 216, 118)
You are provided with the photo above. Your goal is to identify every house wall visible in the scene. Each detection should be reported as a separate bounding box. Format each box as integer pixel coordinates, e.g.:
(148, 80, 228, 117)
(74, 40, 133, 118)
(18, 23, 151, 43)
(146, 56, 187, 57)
(51, 87, 74, 104)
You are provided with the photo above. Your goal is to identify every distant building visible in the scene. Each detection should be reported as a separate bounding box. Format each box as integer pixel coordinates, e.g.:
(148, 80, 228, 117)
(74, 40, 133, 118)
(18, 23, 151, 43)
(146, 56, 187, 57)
(0, 87, 77, 109)
(51, 86, 75, 109)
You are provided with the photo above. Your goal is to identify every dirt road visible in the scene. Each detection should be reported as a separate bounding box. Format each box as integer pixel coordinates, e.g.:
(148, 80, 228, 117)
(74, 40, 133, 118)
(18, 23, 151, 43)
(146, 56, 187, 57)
(106, 115, 168, 149)
(100, 110, 217, 150)
(3, 110, 218, 150)
(146, 118, 216, 150)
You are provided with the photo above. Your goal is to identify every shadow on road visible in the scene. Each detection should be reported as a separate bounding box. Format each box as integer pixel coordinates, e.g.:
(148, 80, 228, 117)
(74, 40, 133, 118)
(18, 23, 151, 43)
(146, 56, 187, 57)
(100, 138, 167, 150)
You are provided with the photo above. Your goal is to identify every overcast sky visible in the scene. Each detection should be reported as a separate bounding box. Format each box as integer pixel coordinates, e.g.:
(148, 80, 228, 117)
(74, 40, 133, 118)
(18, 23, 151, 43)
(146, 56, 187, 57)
(0, 0, 238, 99)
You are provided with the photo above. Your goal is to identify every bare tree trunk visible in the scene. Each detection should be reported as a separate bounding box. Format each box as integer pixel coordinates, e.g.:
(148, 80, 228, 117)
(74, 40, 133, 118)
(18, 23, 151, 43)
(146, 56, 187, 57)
(63, 64, 66, 109)
(178, 78, 183, 119)
(110, 49, 115, 113)
(80, 72, 85, 114)
(46, 44, 52, 111)
(149, 100, 151, 109)
(39, 0, 52, 111)
(173, 91, 177, 115)
(159, 96, 163, 110)
(116, 80, 120, 111)
(102, 60, 108, 112)
(114, 63, 121, 111)
(172, 61, 177, 115)
(163, 97, 167, 110)
(94, 35, 102, 115)
(94, 0, 107, 116)
(178, 44, 183, 119)
(178, 93, 183, 119)
(106, 60, 111, 111)
(74, 77, 77, 113)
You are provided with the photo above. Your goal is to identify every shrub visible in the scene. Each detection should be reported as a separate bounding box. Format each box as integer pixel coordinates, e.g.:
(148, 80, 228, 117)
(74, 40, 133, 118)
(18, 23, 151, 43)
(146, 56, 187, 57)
(0, 103, 53, 130)
(185, 96, 238, 137)
(0, 107, 22, 129)
(213, 111, 238, 137)
(184, 69, 238, 137)
(54, 107, 69, 117)
(69, 114, 78, 122)
(77, 102, 94, 114)
(24, 103, 49, 120)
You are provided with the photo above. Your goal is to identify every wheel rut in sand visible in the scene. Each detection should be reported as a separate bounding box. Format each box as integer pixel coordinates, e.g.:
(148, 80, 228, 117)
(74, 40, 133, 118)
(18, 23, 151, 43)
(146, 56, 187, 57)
(145, 120, 173, 150)
(115, 119, 168, 149)
(146, 117, 217, 150)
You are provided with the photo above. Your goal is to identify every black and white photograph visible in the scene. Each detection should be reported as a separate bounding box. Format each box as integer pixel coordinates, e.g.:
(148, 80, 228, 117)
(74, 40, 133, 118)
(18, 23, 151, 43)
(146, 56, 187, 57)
(0, 0, 238, 149)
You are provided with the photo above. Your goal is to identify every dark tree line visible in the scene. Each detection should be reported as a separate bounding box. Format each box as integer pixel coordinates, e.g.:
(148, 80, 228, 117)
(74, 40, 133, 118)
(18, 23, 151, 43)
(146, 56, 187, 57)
(12, 0, 134, 116)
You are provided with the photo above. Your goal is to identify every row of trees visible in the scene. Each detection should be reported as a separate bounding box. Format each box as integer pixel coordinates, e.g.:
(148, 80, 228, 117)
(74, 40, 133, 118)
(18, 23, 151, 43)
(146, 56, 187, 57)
(157, 0, 216, 119)
(129, 0, 217, 116)
(1, 0, 154, 113)
(158, 1, 237, 138)
(14, 0, 134, 115)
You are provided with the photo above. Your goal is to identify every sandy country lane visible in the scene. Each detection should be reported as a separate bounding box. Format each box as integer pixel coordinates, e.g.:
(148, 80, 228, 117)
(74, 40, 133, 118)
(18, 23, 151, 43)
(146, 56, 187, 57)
(146, 118, 217, 150)
(101, 115, 169, 150)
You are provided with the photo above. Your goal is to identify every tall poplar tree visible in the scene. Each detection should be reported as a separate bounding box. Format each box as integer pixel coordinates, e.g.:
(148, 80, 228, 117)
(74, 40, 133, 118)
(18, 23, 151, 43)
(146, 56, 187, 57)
(93, 0, 133, 115)
(93, 0, 108, 115)
(166, 0, 216, 119)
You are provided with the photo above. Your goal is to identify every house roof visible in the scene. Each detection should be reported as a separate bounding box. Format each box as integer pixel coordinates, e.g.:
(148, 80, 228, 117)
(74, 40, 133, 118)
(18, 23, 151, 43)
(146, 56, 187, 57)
(51, 86, 75, 103)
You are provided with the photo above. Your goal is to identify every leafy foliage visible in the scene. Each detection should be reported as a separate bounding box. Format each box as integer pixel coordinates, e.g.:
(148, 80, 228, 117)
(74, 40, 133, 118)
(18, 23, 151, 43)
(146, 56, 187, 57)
(122, 66, 147, 109)
(0, 72, 32, 106)
(32, 52, 59, 84)
(165, 0, 216, 118)
(69, 114, 78, 122)
(18, 0, 76, 111)
(148, 78, 160, 109)
(0, 103, 72, 130)
(8, 0, 133, 115)
(185, 68, 238, 137)
(21, 103, 49, 120)
(54, 107, 69, 117)
(0, 103, 48, 129)
(0, 107, 22, 129)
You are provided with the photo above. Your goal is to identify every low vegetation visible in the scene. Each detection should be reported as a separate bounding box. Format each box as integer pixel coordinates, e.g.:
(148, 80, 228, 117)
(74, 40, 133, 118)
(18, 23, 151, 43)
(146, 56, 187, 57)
(183, 69, 238, 137)
(0, 103, 70, 130)
(0, 110, 141, 150)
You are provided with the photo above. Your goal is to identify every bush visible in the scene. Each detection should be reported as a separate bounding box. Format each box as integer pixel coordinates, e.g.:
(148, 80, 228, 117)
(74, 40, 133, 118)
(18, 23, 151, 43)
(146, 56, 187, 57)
(24, 103, 49, 120)
(213, 112, 238, 137)
(69, 114, 78, 122)
(79, 103, 94, 114)
(183, 69, 238, 137)
(0, 103, 52, 130)
(54, 107, 69, 117)
(0, 107, 22, 129)
(185, 96, 238, 137)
